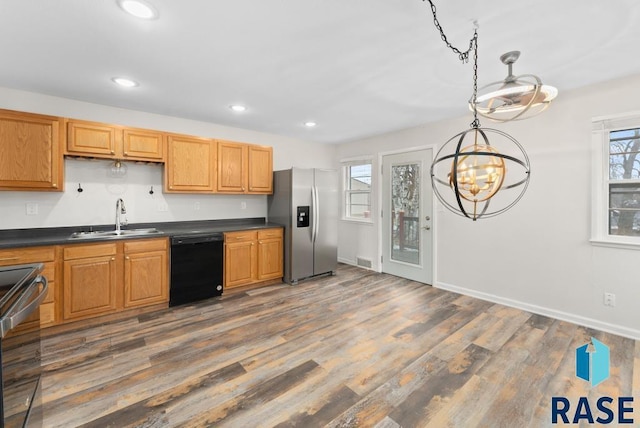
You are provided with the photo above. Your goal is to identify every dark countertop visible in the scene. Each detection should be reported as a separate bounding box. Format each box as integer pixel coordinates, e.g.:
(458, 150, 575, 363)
(0, 218, 283, 249)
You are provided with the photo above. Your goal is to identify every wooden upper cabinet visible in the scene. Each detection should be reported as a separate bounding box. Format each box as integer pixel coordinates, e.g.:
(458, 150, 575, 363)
(122, 128, 164, 161)
(164, 134, 217, 193)
(217, 141, 273, 194)
(0, 109, 64, 191)
(67, 120, 117, 157)
(248, 145, 273, 194)
(217, 140, 246, 193)
(67, 119, 164, 162)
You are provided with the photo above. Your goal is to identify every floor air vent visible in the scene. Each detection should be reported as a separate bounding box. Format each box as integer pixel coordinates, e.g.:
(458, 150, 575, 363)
(356, 257, 372, 269)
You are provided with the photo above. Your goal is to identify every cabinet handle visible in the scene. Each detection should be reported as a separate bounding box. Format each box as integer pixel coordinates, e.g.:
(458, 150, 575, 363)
(259, 241, 263, 244)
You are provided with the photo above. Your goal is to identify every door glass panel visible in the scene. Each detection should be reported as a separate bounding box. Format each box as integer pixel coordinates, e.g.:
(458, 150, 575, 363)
(391, 163, 420, 265)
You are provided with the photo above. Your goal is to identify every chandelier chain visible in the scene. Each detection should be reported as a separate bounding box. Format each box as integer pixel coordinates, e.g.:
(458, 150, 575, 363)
(423, 0, 480, 128)
(470, 31, 479, 128)
(423, 0, 476, 63)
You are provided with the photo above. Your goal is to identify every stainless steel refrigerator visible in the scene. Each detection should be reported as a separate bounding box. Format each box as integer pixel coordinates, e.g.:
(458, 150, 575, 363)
(267, 168, 338, 284)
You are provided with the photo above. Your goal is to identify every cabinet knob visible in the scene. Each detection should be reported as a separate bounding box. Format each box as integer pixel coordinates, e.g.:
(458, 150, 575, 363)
(125, 256, 130, 260)
(52, 183, 57, 188)
(124, 152, 128, 156)
(242, 187, 245, 191)
(111, 257, 115, 261)
(110, 150, 115, 154)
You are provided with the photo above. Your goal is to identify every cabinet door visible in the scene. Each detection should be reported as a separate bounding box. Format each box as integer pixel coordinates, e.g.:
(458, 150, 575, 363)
(63, 255, 117, 320)
(217, 141, 247, 193)
(124, 250, 168, 308)
(165, 135, 216, 192)
(257, 238, 283, 280)
(248, 145, 273, 194)
(225, 241, 256, 288)
(0, 109, 64, 191)
(67, 120, 119, 158)
(123, 128, 164, 161)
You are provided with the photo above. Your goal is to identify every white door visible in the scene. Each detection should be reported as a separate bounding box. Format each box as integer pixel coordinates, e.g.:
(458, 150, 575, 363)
(381, 149, 433, 284)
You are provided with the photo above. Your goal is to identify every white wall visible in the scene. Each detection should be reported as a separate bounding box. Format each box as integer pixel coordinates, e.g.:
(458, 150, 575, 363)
(336, 73, 640, 339)
(0, 87, 335, 229)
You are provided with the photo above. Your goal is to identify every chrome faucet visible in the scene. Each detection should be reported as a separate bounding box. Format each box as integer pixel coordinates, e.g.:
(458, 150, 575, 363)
(115, 198, 127, 234)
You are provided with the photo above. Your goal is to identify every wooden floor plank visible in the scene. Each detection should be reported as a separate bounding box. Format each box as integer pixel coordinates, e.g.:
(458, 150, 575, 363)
(33, 264, 639, 427)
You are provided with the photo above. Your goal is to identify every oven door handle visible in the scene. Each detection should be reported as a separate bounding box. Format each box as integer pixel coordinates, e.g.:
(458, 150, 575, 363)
(0, 276, 48, 338)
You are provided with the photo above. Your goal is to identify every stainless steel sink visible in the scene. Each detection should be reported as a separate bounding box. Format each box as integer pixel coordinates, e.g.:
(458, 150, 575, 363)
(69, 228, 162, 239)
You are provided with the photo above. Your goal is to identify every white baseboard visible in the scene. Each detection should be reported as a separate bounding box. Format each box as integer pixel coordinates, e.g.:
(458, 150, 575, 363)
(435, 281, 640, 340)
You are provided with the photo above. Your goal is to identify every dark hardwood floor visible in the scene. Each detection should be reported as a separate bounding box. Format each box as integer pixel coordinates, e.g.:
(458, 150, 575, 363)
(39, 264, 639, 427)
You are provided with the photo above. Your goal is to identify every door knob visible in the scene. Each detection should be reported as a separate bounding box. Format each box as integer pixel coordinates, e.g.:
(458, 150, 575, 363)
(425, 216, 431, 221)
(422, 225, 431, 230)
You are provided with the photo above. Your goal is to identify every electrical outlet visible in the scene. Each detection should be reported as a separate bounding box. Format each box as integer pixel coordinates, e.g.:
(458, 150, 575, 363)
(157, 202, 168, 212)
(25, 203, 38, 216)
(193, 202, 200, 211)
(240, 201, 247, 210)
(604, 292, 616, 307)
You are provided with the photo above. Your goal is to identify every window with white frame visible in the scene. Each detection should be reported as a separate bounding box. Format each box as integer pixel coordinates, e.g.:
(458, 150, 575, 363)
(343, 161, 372, 221)
(592, 114, 640, 247)
(608, 128, 640, 236)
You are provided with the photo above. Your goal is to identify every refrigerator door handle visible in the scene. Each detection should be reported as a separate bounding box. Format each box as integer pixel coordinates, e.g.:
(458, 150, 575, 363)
(312, 185, 319, 243)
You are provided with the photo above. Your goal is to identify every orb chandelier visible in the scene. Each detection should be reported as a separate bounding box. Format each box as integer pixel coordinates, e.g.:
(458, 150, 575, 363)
(471, 50, 558, 122)
(424, 0, 531, 221)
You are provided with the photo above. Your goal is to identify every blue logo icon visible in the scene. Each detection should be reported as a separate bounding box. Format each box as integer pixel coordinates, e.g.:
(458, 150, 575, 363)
(576, 337, 610, 387)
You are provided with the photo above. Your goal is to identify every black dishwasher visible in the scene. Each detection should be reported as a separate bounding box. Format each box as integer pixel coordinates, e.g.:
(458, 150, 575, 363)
(170, 233, 224, 307)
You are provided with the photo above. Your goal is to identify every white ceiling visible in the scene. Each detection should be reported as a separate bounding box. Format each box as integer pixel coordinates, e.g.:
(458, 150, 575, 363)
(2, 1, 640, 144)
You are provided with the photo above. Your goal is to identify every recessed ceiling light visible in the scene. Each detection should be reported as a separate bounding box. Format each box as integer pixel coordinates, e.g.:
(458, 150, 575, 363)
(117, 0, 158, 19)
(304, 121, 317, 127)
(230, 105, 247, 112)
(112, 77, 139, 88)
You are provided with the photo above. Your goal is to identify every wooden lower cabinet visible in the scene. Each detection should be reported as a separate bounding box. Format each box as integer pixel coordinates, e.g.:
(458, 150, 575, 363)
(257, 232, 283, 281)
(224, 232, 257, 288)
(123, 239, 168, 308)
(225, 228, 283, 289)
(63, 243, 118, 321)
(62, 238, 169, 322)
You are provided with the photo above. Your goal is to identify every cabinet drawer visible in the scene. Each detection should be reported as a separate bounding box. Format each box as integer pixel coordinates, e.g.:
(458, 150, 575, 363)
(124, 238, 167, 253)
(258, 228, 282, 240)
(0, 247, 55, 266)
(64, 243, 117, 260)
(225, 231, 257, 243)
